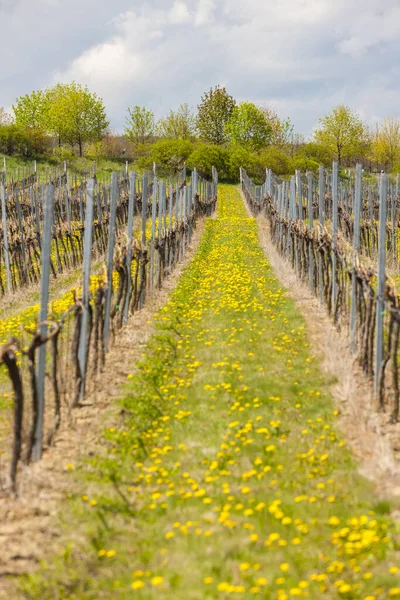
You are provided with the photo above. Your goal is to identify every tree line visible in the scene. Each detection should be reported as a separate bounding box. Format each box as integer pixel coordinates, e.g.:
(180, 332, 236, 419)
(1, 83, 400, 180)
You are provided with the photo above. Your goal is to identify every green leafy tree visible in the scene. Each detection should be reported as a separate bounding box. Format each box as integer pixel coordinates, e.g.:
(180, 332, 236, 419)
(226, 102, 272, 151)
(157, 103, 196, 140)
(46, 83, 69, 147)
(370, 117, 400, 171)
(12, 90, 51, 155)
(196, 86, 236, 145)
(314, 104, 367, 165)
(259, 106, 294, 147)
(13, 90, 48, 130)
(48, 83, 109, 156)
(124, 106, 155, 151)
(13, 83, 108, 156)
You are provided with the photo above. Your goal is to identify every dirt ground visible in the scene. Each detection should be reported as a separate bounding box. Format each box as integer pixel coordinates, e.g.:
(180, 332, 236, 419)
(0, 220, 206, 595)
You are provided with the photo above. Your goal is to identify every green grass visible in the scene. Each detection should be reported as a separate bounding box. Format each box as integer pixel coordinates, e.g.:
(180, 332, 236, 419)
(16, 185, 400, 599)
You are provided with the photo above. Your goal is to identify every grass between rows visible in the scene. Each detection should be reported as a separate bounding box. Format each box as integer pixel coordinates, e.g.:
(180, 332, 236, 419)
(17, 185, 400, 600)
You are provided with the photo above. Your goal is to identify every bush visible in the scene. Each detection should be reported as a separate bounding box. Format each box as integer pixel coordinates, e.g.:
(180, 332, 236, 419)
(86, 135, 133, 161)
(291, 155, 320, 173)
(295, 142, 333, 167)
(138, 139, 194, 176)
(186, 144, 229, 180)
(0, 124, 50, 157)
(258, 146, 292, 176)
(51, 146, 76, 162)
(227, 144, 264, 183)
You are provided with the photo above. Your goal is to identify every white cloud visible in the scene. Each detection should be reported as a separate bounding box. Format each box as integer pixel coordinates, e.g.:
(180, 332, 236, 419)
(194, 0, 214, 26)
(168, 0, 191, 24)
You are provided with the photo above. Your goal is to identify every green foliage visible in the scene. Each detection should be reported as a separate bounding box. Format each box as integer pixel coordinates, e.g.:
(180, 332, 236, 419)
(196, 86, 236, 145)
(314, 104, 368, 165)
(370, 117, 400, 171)
(124, 106, 155, 150)
(13, 89, 48, 130)
(227, 144, 263, 182)
(13, 83, 109, 157)
(258, 146, 292, 175)
(291, 154, 319, 173)
(0, 123, 49, 157)
(48, 82, 109, 156)
(226, 102, 272, 151)
(294, 155, 320, 173)
(138, 138, 193, 175)
(295, 141, 333, 167)
(157, 103, 196, 140)
(187, 144, 229, 179)
(259, 106, 294, 147)
(51, 146, 76, 162)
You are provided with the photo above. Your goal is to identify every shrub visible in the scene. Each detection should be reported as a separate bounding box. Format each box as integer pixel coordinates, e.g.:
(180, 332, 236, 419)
(186, 144, 229, 180)
(258, 146, 292, 176)
(227, 144, 264, 183)
(139, 139, 194, 176)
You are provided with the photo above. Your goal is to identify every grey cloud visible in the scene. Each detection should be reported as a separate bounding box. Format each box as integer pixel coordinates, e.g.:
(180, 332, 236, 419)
(1, 0, 400, 135)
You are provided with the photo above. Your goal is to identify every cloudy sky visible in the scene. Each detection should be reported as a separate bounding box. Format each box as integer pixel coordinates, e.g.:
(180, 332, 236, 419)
(1, 0, 399, 136)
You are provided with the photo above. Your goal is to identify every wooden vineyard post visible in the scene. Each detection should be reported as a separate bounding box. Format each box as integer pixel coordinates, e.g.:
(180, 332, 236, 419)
(78, 179, 94, 400)
(103, 173, 118, 353)
(32, 184, 54, 462)
(307, 173, 314, 292)
(391, 182, 396, 262)
(350, 164, 362, 353)
(296, 170, 303, 221)
(332, 162, 339, 315)
(375, 174, 388, 396)
(156, 180, 163, 286)
(290, 176, 299, 273)
(139, 173, 149, 308)
(123, 172, 136, 325)
(318, 166, 325, 303)
(150, 175, 158, 293)
(1, 183, 11, 293)
(15, 191, 28, 285)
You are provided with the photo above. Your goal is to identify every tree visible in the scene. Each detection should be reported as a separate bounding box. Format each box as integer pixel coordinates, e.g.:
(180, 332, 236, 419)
(259, 106, 294, 147)
(225, 102, 272, 151)
(124, 106, 155, 151)
(49, 83, 109, 156)
(196, 86, 236, 145)
(12, 90, 50, 155)
(0, 107, 12, 126)
(13, 83, 109, 156)
(13, 89, 48, 130)
(157, 103, 196, 140)
(370, 117, 400, 171)
(314, 104, 367, 165)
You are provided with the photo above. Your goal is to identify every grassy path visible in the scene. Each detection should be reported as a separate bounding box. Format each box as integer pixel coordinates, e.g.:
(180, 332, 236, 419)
(20, 185, 399, 599)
